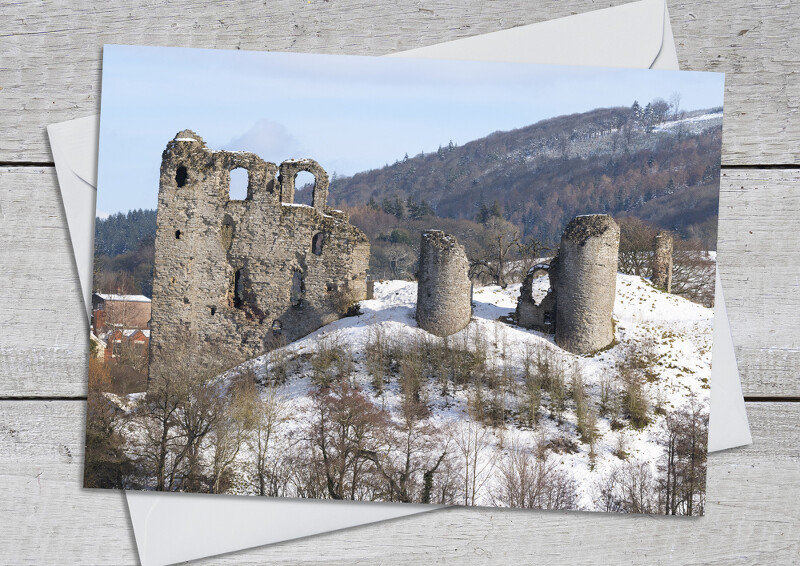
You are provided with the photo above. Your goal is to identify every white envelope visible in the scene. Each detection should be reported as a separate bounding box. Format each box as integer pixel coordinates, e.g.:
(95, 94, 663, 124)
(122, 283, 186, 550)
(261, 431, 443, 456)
(48, 1, 750, 564)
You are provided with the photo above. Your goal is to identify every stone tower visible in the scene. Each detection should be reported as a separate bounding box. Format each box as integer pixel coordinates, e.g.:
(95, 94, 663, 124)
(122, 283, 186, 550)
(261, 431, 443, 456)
(148, 130, 370, 381)
(416, 230, 472, 337)
(652, 230, 673, 293)
(554, 215, 620, 355)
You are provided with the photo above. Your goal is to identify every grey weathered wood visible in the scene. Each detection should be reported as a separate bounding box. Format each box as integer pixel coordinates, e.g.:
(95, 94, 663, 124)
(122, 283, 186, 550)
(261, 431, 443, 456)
(0, 0, 798, 165)
(0, 167, 89, 397)
(1, 1, 799, 563)
(1, 400, 797, 565)
(717, 169, 800, 397)
(2, 167, 798, 398)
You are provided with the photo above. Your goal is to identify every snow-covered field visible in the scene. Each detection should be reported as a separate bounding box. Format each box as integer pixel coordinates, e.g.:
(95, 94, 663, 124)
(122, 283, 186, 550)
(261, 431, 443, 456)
(206, 273, 712, 510)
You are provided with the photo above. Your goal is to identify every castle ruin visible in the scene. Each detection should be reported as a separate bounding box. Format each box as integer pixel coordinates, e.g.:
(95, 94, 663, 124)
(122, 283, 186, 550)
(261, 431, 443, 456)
(652, 230, 673, 293)
(148, 130, 370, 381)
(516, 214, 620, 355)
(515, 263, 557, 333)
(416, 230, 472, 337)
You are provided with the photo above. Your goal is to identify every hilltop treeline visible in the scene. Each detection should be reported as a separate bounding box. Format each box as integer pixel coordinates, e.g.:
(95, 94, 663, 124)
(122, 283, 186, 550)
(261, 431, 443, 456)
(329, 102, 722, 247)
(95, 209, 156, 257)
(94, 209, 156, 297)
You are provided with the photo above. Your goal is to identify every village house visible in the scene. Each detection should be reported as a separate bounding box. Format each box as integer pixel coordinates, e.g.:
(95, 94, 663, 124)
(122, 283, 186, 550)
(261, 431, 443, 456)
(101, 328, 150, 363)
(91, 293, 152, 335)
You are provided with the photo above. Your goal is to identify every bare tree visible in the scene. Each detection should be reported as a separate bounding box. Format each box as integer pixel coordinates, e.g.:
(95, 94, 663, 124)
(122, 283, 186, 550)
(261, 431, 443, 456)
(131, 335, 236, 492)
(207, 373, 258, 493)
(671, 240, 716, 307)
(669, 91, 682, 121)
(492, 439, 577, 510)
(658, 395, 708, 515)
(308, 380, 389, 500)
(594, 459, 659, 514)
(245, 379, 291, 496)
(616, 216, 657, 277)
(84, 358, 132, 488)
(362, 406, 449, 503)
(471, 217, 521, 288)
(452, 419, 497, 506)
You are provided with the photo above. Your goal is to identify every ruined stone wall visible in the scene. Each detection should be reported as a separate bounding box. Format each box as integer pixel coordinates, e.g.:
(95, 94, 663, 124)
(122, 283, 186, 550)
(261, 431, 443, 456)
(554, 215, 619, 355)
(652, 231, 673, 293)
(149, 130, 370, 381)
(515, 263, 557, 332)
(416, 230, 472, 337)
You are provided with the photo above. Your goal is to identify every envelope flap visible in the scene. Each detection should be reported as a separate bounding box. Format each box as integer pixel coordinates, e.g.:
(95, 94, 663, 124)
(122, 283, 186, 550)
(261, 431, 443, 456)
(390, 0, 666, 69)
(48, 115, 100, 186)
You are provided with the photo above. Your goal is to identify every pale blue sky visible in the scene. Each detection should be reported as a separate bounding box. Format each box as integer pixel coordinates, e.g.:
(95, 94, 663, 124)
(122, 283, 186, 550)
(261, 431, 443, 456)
(97, 45, 724, 216)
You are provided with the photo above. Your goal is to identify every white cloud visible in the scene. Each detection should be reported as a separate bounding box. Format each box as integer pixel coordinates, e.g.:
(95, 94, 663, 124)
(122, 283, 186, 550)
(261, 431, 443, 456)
(222, 119, 305, 161)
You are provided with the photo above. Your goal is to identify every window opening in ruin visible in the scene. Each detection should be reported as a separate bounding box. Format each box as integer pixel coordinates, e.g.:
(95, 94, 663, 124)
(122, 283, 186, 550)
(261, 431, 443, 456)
(229, 167, 249, 201)
(233, 269, 245, 309)
(220, 215, 235, 252)
(291, 270, 305, 306)
(293, 170, 316, 206)
(210, 306, 216, 316)
(175, 230, 182, 239)
(175, 165, 188, 187)
(312, 232, 325, 256)
(543, 311, 552, 324)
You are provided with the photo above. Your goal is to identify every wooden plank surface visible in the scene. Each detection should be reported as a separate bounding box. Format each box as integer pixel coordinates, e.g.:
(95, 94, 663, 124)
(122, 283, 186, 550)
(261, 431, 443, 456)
(1, 1, 799, 564)
(2, 167, 798, 398)
(717, 170, 800, 397)
(0, 0, 798, 166)
(0, 400, 797, 565)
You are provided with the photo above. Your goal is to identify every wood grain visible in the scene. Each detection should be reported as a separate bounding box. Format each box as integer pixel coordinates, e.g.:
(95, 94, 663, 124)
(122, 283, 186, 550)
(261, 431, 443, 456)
(717, 169, 800, 397)
(0, 0, 798, 165)
(1, 2, 798, 563)
(0, 167, 89, 398)
(1, 400, 797, 565)
(2, 167, 798, 397)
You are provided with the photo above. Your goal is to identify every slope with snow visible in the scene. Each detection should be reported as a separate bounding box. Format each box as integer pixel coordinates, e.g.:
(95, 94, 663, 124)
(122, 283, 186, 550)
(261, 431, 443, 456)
(221, 273, 712, 509)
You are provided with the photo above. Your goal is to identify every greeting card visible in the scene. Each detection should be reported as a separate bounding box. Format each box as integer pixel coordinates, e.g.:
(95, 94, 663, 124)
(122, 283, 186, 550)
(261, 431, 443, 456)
(86, 45, 723, 515)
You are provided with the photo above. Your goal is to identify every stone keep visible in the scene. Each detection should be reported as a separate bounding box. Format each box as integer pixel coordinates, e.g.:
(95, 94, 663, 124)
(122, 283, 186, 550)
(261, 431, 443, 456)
(416, 230, 472, 337)
(651, 230, 673, 293)
(149, 130, 370, 381)
(554, 215, 620, 355)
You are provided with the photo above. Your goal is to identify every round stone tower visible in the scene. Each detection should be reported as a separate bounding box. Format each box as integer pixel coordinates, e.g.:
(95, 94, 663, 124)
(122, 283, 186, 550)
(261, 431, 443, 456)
(555, 215, 620, 355)
(651, 230, 673, 293)
(416, 230, 472, 337)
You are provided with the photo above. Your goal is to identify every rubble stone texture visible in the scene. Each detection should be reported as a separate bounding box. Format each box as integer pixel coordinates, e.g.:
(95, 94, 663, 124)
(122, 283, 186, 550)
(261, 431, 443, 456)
(149, 130, 370, 381)
(416, 230, 472, 337)
(652, 230, 673, 293)
(515, 263, 558, 333)
(554, 214, 620, 355)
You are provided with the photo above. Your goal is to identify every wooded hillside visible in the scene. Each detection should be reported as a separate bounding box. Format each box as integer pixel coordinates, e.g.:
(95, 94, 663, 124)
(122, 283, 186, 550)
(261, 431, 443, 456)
(330, 103, 722, 248)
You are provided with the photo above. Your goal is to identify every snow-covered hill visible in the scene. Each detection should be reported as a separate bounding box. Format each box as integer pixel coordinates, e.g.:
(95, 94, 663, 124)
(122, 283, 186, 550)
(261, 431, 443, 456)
(220, 273, 711, 510)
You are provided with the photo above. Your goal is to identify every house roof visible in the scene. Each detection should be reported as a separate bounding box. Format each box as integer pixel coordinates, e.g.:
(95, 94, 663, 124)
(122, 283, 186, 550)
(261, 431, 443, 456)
(99, 328, 151, 341)
(94, 293, 151, 303)
(123, 329, 151, 338)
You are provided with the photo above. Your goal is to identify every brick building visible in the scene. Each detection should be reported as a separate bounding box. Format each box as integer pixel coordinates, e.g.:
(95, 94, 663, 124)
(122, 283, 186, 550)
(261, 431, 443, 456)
(91, 293, 152, 335)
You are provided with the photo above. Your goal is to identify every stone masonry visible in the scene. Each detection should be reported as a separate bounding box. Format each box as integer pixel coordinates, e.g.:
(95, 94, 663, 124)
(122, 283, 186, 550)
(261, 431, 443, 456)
(149, 130, 370, 381)
(554, 215, 620, 355)
(651, 230, 673, 293)
(516, 214, 620, 355)
(515, 263, 557, 333)
(416, 230, 472, 337)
